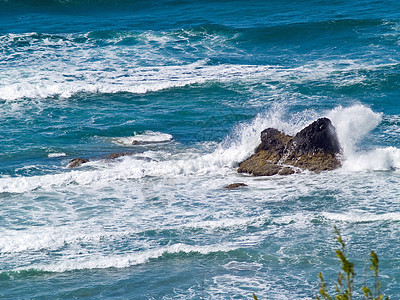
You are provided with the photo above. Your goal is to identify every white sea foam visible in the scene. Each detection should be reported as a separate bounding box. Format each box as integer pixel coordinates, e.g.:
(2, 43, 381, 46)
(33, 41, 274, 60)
(0, 213, 267, 255)
(323, 211, 400, 223)
(16, 243, 239, 272)
(1, 104, 397, 194)
(1, 59, 395, 101)
(0, 62, 275, 101)
(0, 105, 302, 193)
(223, 261, 263, 271)
(111, 131, 173, 146)
(328, 104, 382, 156)
(48, 152, 66, 158)
(0, 227, 110, 253)
(341, 147, 400, 171)
(326, 105, 400, 171)
(1, 30, 397, 102)
(180, 214, 269, 231)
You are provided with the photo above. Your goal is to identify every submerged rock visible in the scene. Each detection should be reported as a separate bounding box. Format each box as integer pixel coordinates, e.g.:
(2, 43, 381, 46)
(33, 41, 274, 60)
(106, 152, 136, 159)
(105, 152, 155, 162)
(225, 183, 248, 189)
(67, 152, 155, 168)
(68, 158, 90, 168)
(238, 118, 341, 176)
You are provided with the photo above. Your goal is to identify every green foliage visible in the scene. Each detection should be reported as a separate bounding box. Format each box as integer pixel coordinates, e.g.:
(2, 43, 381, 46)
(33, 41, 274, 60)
(362, 251, 389, 300)
(317, 272, 332, 300)
(317, 227, 389, 300)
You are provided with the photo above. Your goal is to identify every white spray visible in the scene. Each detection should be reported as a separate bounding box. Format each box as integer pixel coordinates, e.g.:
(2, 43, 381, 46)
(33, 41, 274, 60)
(328, 104, 400, 171)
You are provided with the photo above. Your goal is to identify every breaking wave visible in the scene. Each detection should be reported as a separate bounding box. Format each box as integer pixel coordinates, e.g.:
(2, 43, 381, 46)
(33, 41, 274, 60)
(1, 104, 399, 195)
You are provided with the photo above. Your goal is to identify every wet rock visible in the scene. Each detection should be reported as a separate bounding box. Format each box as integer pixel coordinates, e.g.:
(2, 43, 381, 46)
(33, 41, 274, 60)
(255, 128, 292, 156)
(225, 183, 248, 189)
(238, 152, 282, 176)
(238, 118, 342, 176)
(131, 140, 171, 145)
(105, 153, 155, 162)
(283, 118, 341, 171)
(68, 158, 89, 168)
(67, 152, 155, 168)
(278, 166, 296, 175)
(106, 152, 136, 159)
(286, 117, 341, 157)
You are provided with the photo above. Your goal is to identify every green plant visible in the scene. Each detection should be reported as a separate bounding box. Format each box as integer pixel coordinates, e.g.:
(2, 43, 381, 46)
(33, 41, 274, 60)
(362, 251, 388, 300)
(317, 226, 389, 300)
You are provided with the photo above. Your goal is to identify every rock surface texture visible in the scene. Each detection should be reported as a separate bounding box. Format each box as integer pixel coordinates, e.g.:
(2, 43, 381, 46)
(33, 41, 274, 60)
(225, 183, 248, 189)
(238, 118, 341, 176)
(68, 158, 90, 168)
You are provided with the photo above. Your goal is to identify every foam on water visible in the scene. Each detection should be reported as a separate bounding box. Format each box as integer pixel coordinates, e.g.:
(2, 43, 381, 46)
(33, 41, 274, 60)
(2, 104, 400, 279)
(2, 2, 400, 298)
(14, 243, 241, 273)
(1, 60, 396, 102)
(0, 61, 273, 101)
(111, 131, 173, 146)
(1, 31, 398, 103)
(0, 213, 269, 255)
(328, 105, 382, 155)
(327, 105, 400, 171)
(0, 105, 299, 193)
(48, 152, 66, 158)
(218, 103, 400, 174)
(323, 211, 400, 223)
(2, 104, 399, 194)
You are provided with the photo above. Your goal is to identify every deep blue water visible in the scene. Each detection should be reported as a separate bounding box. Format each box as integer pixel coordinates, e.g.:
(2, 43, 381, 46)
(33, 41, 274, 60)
(2, 1, 400, 299)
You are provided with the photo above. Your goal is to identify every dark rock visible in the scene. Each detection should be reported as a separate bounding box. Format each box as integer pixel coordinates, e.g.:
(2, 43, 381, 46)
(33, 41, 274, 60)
(131, 139, 172, 145)
(68, 158, 89, 168)
(106, 152, 136, 159)
(283, 118, 341, 172)
(256, 128, 292, 156)
(225, 183, 248, 189)
(278, 167, 296, 175)
(105, 153, 155, 162)
(286, 117, 341, 156)
(238, 152, 283, 176)
(238, 128, 292, 176)
(284, 152, 341, 172)
(67, 152, 156, 168)
(238, 118, 342, 176)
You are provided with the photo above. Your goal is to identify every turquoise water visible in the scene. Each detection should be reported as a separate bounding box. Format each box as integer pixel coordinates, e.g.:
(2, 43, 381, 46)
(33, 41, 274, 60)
(2, 1, 400, 298)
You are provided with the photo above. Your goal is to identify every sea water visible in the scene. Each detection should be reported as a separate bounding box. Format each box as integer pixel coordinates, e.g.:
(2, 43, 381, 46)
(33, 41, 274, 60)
(1, 0, 400, 298)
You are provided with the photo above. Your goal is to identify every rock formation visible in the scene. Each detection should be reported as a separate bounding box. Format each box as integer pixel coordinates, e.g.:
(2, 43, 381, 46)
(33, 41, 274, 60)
(67, 153, 135, 168)
(67, 158, 90, 168)
(225, 183, 248, 189)
(67, 152, 154, 168)
(238, 118, 341, 176)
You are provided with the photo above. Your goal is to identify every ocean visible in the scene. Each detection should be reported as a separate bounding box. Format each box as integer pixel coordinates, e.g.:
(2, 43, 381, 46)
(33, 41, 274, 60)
(1, 0, 400, 298)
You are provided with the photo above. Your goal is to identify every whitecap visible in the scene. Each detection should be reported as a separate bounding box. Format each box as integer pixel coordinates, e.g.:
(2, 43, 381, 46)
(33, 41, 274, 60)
(15, 243, 240, 272)
(111, 131, 173, 146)
(48, 153, 67, 158)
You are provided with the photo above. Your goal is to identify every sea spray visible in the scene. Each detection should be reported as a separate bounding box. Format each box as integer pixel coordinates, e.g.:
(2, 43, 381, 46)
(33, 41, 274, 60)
(328, 104, 382, 156)
(328, 105, 400, 171)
